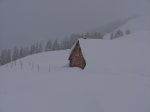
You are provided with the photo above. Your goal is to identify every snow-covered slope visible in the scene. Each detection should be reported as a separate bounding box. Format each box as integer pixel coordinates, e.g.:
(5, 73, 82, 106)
(0, 50, 70, 73)
(79, 31, 150, 75)
(0, 31, 150, 112)
(104, 16, 150, 39)
(116, 16, 150, 33)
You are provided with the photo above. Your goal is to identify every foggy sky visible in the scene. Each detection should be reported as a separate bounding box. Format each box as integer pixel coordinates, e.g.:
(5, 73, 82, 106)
(0, 0, 150, 49)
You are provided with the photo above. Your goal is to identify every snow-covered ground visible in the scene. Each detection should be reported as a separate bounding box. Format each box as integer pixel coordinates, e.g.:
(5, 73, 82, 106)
(79, 31, 150, 75)
(1, 67, 150, 112)
(0, 50, 71, 73)
(0, 28, 150, 111)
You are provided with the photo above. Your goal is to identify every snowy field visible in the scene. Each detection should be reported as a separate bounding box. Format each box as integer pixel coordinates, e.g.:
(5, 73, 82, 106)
(1, 21, 150, 112)
(0, 43, 150, 112)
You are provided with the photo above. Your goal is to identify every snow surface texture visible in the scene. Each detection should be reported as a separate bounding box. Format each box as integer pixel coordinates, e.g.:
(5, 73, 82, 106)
(104, 16, 150, 39)
(79, 31, 150, 75)
(0, 30, 150, 111)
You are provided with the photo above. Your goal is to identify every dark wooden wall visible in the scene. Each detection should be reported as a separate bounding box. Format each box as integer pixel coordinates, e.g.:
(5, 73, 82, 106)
(69, 41, 86, 69)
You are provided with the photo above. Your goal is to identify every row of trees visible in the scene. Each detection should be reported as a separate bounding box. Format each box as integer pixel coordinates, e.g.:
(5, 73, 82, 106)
(0, 43, 43, 65)
(110, 29, 131, 40)
(0, 32, 104, 65)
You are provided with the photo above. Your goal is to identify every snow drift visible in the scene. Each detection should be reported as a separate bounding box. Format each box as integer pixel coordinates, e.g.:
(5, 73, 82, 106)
(78, 31, 150, 75)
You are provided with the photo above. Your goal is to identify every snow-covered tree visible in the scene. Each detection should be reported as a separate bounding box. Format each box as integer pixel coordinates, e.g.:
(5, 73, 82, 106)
(45, 40, 52, 51)
(125, 29, 131, 35)
(114, 30, 123, 38)
(52, 40, 60, 50)
(12, 47, 19, 61)
(0, 49, 11, 65)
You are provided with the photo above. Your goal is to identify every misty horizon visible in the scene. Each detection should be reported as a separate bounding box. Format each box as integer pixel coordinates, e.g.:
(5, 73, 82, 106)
(0, 0, 150, 49)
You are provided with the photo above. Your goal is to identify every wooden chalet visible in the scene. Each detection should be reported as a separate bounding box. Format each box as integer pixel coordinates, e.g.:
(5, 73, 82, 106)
(68, 40, 86, 69)
(68, 35, 150, 73)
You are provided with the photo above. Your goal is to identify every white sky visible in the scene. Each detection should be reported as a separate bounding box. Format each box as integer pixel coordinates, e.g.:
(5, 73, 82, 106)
(0, 0, 150, 49)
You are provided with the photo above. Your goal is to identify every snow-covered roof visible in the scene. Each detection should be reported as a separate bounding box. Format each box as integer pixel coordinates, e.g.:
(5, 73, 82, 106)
(77, 31, 150, 74)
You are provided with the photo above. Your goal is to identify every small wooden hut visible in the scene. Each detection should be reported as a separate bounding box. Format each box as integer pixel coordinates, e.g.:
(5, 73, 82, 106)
(68, 40, 86, 69)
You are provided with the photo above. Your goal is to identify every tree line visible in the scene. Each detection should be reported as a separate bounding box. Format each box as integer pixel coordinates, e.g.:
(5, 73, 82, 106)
(110, 29, 131, 40)
(0, 32, 103, 66)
